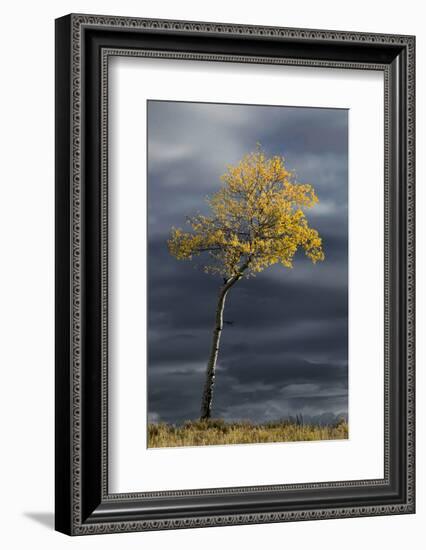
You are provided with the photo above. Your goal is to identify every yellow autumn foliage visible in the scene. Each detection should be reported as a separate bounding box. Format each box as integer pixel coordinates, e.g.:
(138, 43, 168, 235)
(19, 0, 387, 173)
(168, 147, 324, 278)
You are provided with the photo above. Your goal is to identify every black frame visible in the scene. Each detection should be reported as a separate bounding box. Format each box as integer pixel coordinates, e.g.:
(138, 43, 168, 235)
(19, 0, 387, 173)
(55, 14, 415, 535)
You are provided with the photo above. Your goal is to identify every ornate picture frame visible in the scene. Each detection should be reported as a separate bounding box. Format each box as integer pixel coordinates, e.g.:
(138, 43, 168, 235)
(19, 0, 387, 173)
(55, 13, 415, 535)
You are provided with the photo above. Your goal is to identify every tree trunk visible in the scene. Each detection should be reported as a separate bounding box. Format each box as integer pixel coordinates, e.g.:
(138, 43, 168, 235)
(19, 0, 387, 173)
(200, 274, 242, 420)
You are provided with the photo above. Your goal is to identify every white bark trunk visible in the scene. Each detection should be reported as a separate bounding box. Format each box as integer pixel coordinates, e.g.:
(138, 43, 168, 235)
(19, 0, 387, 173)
(200, 262, 250, 420)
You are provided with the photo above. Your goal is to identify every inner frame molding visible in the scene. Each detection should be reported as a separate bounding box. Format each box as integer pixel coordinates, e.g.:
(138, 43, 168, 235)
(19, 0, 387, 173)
(55, 13, 415, 536)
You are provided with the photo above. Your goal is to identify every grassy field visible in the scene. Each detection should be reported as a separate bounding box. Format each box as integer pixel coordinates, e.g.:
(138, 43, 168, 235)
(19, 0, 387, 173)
(148, 418, 348, 448)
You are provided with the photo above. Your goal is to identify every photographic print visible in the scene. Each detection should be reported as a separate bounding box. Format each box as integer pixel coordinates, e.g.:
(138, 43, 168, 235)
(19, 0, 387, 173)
(56, 16, 415, 533)
(147, 100, 348, 448)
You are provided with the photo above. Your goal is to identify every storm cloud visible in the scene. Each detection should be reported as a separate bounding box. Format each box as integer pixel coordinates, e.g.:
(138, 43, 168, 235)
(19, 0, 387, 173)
(147, 100, 348, 425)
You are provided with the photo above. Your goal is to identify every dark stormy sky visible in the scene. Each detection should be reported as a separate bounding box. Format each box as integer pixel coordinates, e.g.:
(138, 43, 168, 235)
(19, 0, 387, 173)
(147, 100, 348, 426)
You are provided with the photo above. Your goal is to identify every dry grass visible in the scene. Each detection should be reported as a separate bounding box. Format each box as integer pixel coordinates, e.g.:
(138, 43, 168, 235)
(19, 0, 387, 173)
(148, 418, 348, 448)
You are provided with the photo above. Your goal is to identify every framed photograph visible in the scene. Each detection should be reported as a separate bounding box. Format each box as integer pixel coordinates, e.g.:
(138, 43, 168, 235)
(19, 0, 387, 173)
(55, 14, 415, 535)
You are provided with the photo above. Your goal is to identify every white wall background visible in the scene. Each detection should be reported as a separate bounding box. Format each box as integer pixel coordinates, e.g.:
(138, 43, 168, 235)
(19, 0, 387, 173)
(0, 0, 422, 548)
